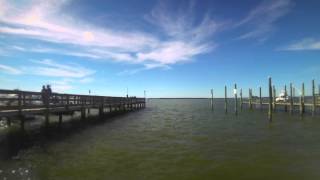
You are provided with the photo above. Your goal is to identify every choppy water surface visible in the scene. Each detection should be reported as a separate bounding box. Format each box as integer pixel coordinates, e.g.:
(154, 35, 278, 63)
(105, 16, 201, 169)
(1, 99, 320, 180)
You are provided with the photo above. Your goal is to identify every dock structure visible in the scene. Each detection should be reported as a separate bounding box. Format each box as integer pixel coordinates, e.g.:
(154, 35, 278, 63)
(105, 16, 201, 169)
(219, 77, 320, 119)
(0, 89, 146, 130)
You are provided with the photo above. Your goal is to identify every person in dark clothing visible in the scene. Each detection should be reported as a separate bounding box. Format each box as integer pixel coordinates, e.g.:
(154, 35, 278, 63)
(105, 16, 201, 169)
(46, 85, 52, 105)
(41, 85, 47, 105)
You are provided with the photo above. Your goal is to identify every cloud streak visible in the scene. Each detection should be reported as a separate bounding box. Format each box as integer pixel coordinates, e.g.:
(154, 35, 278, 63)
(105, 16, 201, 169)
(0, 64, 22, 75)
(236, 0, 293, 41)
(25, 59, 95, 78)
(279, 38, 320, 51)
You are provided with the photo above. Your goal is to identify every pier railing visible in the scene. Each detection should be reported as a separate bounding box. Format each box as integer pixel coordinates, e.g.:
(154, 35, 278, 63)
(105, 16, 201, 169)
(0, 89, 145, 116)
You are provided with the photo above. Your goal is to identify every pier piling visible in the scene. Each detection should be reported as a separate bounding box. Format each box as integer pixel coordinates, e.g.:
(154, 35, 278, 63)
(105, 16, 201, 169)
(312, 80, 316, 116)
(224, 86, 228, 113)
(284, 85, 288, 112)
(259, 87, 262, 111)
(234, 84, 238, 115)
(211, 89, 214, 111)
(290, 83, 293, 114)
(268, 77, 273, 121)
(240, 89, 243, 111)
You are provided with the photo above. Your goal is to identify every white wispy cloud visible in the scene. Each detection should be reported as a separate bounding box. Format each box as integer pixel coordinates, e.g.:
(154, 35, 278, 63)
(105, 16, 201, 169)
(0, 0, 218, 71)
(10, 46, 102, 59)
(0, 0, 157, 52)
(79, 77, 94, 83)
(279, 38, 320, 51)
(137, 41, 212, 64)
(142, 1, 218, 64)
(0, 64, 22, 75)
(236, 0, 293, 41)
(24, 59, 95, 78)
(117, 63, 171, 76)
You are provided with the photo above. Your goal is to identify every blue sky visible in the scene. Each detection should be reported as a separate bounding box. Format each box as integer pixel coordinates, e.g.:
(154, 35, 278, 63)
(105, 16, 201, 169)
(0, 0, 320, 98)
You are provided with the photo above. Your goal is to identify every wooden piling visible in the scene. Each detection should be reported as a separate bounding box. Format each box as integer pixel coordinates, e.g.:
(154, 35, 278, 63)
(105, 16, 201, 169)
(302, 82, 305, 114)
(272, 86, 276, 111)
(18, 91, 24, 130)
(234, 84, 238, 115)
(44, 94, 50, 128)
(240, 89, 243, 111)
(99, 98, 104, 116)
(81, 97, 86, 119)
(290, 83, 293, 114)
(210, 89, 213, 109)
(249, 89, 253, 110)
(7, 117, 11, 127)
(284, 85, 288, 112)
(312, 80, 316, 116)
(300, 83, 305, 115)
(66, 95, 70, 110)
(259, 87, 262, 110)
(268, 77, 273, 121)
(224, 86, 228, 113)
(59, 113, 63, 126)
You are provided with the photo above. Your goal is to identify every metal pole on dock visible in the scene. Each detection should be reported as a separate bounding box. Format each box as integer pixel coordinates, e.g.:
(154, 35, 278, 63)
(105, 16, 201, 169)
(290, 83, 293, 114)
(225, 86, 228, 113)
(268, 77, 273, 121)
(234, 84, 238, 115)
(312, 80, 316, 116)
(240, 89, 243, 111)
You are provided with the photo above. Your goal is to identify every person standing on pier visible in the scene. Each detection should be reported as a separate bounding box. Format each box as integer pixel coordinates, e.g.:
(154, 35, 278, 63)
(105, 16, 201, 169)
(47, 85, 52, 104)
(41, 85, 47, 105)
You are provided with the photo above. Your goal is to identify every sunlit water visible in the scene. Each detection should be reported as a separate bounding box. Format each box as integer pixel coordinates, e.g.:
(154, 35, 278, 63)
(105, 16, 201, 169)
(1, 99, 320, 180)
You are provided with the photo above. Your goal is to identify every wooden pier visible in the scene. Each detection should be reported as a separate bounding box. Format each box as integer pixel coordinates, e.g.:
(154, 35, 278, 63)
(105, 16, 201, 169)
(219, 77, 320, 121)
(0, 89, 146, 130)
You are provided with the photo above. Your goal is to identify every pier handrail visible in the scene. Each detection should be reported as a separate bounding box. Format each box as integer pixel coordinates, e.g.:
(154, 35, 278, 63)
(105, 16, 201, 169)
(0, 89, 145, 111)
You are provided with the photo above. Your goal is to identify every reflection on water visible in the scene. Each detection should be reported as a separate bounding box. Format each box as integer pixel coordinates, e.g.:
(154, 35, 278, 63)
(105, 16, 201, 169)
(1, 99, 320, 180)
